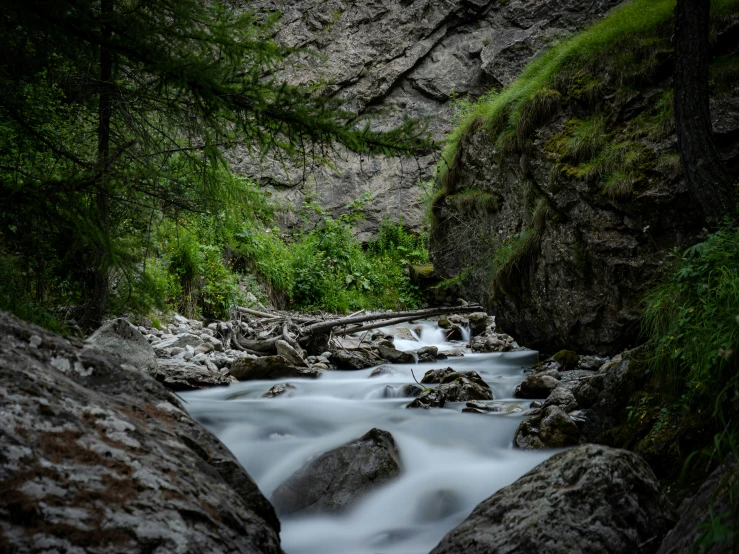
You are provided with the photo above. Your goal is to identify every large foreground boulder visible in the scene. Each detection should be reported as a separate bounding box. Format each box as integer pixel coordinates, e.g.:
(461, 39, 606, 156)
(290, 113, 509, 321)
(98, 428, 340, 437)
(0, 311, 281, 553)
(431, 445, 675, 554)
(271, 428, 401, 516)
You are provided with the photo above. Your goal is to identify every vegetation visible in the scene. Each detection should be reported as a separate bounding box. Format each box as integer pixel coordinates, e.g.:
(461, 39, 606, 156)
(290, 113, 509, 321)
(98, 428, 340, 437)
(0, 0, 430, 329)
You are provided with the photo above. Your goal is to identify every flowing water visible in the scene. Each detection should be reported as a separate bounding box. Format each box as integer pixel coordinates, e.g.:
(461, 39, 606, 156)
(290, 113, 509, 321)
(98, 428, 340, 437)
(181, 323, 556, 554)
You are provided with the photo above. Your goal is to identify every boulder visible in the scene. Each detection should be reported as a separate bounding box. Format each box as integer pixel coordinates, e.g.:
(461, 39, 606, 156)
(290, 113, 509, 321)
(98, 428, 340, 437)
(332, 349, 381, 370)
(394, 327, 417, 341)
(369, 365, 396, 378)
(514, 406, 581, 449)
(431, 445, 675, 554)
(542, 385, 579, 412)
(377, 344, 415, 364)
(0, 310, 282, 553)
(468, 312, 495, 336)
(230, 355, 322, 380)
(407, 371, 492, 409)
(515, 372, 559, 399)
(85, 318, 157, 373)
(270, 428, 401, 516)
(421, 367, 456, 384)
(153, 359, 234, 391)
(275, 339, 307, 367)
(552, 349, 580, 370)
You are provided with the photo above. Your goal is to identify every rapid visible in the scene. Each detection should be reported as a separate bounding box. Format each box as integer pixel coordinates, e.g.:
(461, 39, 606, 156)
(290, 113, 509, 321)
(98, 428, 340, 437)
(181, 322, 556, 554)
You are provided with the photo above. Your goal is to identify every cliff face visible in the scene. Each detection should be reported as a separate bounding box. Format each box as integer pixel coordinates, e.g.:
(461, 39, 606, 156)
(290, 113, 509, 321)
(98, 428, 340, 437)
(428, 5, 739, 355)
(233, 0, 622, 239)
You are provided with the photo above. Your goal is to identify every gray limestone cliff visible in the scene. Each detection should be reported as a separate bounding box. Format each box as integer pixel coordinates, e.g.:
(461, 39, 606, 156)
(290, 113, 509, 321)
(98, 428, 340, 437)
(231, 0, 622, 239)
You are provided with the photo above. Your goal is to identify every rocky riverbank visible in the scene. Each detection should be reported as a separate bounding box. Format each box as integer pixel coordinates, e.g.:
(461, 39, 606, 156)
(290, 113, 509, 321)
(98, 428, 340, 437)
(1, 308, 733, 553)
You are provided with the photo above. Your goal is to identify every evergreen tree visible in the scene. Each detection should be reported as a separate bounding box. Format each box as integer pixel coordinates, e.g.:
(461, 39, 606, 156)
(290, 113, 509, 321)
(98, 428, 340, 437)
(0, 0, 429, 327)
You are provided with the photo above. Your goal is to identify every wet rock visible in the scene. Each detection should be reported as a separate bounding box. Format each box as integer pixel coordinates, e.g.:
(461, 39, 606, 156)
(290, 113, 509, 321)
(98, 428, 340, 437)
(85, 318, 157, 374)
(262, 383, 297, 398)
(438, 316, 452, 329)
(416, 345, 438, 358)
(542, 385, 579, 412)
(230, 355, 322, 380)
(369, 365, 396, 378)
(421, 367, 456, 384)
(333, 349, 382, 370)
(515, 373, 559, 399)
(194, 341, 214, 355)
(407, 371, 492, 409)
(431, 445, 675, 554)
(377, 344, 415, 364)
(275, 339, 308, 367)
(439, 349, 464, 357)
(514, 405, 581, 449)
(445, 324, 466, 341)
(470, 331, 516, 353)
(271, 428, 401, 516)
(153, 359, 234, 390)
(0, 310, 282, 553)
(394, 327, 417, 341)
(462, 400, 503, 414)
(468, 312, 495, 336)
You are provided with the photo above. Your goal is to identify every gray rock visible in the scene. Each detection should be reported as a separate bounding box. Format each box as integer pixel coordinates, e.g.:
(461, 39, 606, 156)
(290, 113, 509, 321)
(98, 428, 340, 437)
(262, 383, 297, 398)
(439, 349, 464, 357)
(369, 365, 396, 378)
(230, 355, 322, 380)
(153, 359, 234, 391)
(85, 318, 157, 373)
(421, 367, 456, 384)
(431, 445, 675, 554)
(275, 339, 308, 367)
(542, 385, 579, 412)
(332, 349, 381, 370)
(271, 428, 401, 516)
(394, 327, 417, 341)
(377, 344, 415, 364)
(515, 373, 560, 399)
(153, 333, 203, 352)
(468, 312, 494, 336)
(416, 345, 439, 358)
(0, 310, 281, 553)
(407, 371, 492, 409)
(418, 353, 437, 363)
(462, 400, 502, 414)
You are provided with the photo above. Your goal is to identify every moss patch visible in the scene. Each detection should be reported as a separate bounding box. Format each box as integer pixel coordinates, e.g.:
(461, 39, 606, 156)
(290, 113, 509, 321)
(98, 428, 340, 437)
(553, 349, 580, 369)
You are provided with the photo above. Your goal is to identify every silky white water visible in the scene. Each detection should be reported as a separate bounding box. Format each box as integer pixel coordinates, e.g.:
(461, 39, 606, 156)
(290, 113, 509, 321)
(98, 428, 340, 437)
(181, 323, 555, 554)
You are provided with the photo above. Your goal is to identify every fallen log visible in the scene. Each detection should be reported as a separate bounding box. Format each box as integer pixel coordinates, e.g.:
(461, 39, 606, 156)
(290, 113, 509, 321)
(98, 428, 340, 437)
(304, 305, 483, 334)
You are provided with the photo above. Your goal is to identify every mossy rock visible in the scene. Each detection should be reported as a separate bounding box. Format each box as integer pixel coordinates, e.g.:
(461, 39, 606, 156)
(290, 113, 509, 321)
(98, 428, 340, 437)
(438, 316, 452, 329)
(553, 349, 580, 370)
(412, 264, 435, 278)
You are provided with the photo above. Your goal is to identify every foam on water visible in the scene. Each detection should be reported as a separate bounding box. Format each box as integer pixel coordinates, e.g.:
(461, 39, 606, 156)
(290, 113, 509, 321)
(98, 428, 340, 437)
(181, 322, 556, 554)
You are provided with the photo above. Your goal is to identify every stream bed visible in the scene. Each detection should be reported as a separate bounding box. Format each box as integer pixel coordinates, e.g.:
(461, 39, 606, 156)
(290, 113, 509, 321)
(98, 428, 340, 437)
(181, 323, 556, 554)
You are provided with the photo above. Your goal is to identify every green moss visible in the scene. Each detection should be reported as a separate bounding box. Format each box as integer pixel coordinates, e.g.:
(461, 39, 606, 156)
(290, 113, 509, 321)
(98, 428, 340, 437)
(412, 264, 435, 278)
(711, 54, 739, 93)
(436, 0, 677, 189)
(553, 349, 580, 369)
(448, 189, 500, 215)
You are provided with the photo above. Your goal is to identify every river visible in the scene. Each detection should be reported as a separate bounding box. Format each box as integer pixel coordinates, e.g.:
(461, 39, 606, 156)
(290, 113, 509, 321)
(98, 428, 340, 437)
(181, 322, 555, 554)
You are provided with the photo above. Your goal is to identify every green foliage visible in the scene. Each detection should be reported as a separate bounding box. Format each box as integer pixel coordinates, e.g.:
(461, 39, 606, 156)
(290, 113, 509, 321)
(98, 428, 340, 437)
(642, 221, 739, 407)
(437, 0, 678, 188)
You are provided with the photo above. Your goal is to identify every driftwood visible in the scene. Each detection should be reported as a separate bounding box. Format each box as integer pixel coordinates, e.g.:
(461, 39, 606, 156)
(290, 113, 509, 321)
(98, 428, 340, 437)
(228, 304, 483, 356)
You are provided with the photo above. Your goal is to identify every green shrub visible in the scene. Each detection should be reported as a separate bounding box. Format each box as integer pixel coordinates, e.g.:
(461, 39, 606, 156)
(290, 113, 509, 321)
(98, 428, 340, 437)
(642, 220, 739, 407)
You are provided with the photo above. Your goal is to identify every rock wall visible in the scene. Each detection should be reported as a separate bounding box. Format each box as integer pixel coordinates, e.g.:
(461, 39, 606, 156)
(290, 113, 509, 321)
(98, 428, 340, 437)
(429, 15, 739, 355)
(232, 0, 622, 239)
